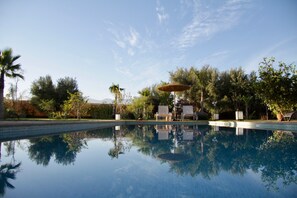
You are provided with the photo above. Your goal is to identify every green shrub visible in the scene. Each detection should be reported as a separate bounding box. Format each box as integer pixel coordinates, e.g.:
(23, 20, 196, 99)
(87, 104, 113, 119)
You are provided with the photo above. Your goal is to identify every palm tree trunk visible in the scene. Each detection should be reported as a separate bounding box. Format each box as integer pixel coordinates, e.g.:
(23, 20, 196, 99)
(0, 73, 5, 120)
(200, 90, 204, 112)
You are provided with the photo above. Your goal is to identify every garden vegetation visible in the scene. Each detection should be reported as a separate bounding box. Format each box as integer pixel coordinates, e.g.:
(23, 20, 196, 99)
(1, 47, 296, 120)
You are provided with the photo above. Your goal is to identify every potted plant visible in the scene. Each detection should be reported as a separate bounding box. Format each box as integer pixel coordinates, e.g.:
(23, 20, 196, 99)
(268, 104, 291, 122)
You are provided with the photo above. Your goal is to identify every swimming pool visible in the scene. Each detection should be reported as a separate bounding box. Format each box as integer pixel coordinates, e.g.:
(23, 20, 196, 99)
(1, 124, 296, 197)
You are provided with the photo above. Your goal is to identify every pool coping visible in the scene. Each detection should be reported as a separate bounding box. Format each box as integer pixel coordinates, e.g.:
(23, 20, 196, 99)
(208, 120, 297, 132)
(0, 120, 296, 141)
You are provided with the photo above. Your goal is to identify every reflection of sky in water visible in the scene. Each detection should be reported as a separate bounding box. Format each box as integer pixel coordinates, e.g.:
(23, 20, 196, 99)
(1, 125, 296, 197)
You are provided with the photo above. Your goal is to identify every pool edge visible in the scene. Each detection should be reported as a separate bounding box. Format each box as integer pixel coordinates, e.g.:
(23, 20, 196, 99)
(0, 120, 296, 141)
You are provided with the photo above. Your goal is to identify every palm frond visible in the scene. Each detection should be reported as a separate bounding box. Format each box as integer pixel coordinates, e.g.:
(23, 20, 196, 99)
(12, 73, 24, 79)
(5, 181, 15, 189)
(9, 64, 21, 70)
(11, 55, 21, 62)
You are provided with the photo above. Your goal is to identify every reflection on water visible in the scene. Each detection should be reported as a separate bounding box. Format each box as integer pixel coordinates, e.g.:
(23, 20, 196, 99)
(0, 125, 296, 197)
(0, 141, 21, 196)
(108, 126, 132, 159)
(28, 132, 87, 166)
(112, 125, 297, 192)
(0, 162, 21, 196)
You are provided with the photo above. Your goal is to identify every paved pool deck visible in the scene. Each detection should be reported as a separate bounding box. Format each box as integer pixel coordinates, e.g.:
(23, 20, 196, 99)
(0, 119, 296, 141)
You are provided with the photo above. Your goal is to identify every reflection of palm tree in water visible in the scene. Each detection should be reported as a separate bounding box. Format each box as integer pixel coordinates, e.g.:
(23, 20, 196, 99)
(0, 162, 21, 196)
(108, 128, 131, 159)
(108, 129, 124, 159)
(3, 141, 18, 163)
(0, 141, 22, 196)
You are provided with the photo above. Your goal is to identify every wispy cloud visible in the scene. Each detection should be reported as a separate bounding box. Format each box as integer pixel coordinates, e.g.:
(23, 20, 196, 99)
(128, 28, 139, 46)
(175, 0, 249, 49)
(114, 40, 126, 49)
(115, 66, 133, 78)
(156, 0, 169, 24)
(107, 24, 140, 56)
(112, 50, 123, 64)
(196, 50, 230, 66)
(114, 58, 169, 95)
(127, 48, 135, 56)
(245, 37, 297, 72)
(106, 22, 127, 49)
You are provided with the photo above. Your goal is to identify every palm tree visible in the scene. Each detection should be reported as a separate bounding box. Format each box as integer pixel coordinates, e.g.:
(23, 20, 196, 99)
(109, 83, 123, 115)
(0, 48, 24, 119)
(193, 65, 213, 112)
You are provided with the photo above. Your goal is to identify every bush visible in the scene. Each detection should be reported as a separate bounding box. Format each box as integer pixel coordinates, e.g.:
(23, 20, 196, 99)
(87, 104, 113, 119)
(197, 111, 210, 120)
(4, 99, 47, 118)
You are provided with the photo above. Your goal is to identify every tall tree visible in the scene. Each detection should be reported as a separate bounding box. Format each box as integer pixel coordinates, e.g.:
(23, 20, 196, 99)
(0, 48, 24, 120)
(31, 75, 56, 110)
(56, 77, 79, 109)
(170, 65, 217, 112)
(242, 71, 257, 119)
(151, 83, 173, 107)
(109, 83, 123, 115)
(228, 67, 248, 110)
(195, 65, 214, 112)
(204, 68, 220, 114)
(256, 57, 297, 119)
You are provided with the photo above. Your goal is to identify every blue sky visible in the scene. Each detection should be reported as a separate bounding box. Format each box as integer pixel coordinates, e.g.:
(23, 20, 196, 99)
(1, 0, 296, 100)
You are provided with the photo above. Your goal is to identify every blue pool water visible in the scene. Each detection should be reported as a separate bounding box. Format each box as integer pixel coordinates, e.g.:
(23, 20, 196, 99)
(0, 124, 296, 197)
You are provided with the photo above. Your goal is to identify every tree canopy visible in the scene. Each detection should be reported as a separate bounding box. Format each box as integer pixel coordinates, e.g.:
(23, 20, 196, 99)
(256, 57, 297, 116)
(31, 75, 79, 112)
(128, 58, 294, 120)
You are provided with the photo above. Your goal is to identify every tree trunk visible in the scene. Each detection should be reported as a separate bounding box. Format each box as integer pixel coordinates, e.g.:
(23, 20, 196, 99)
(200, 90, 204, 112)
(0, 73, 5, 120)
(245, 103, 249, 119)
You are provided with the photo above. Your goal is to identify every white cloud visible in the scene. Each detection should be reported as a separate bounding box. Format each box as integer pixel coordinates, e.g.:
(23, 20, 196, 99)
(127, 48, 135, 56)
(115, 66, 133, 78)
(107, 24, 140, 56)
(106, 22, 127, 49)
(114, 39, 126, 49)
(156, 1, 169, 24)
(127, 28, 139, 46)
(175, 0, 249, 49)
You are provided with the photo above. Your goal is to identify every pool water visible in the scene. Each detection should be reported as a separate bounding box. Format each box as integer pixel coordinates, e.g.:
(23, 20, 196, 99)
(1, 124, 296, 197)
